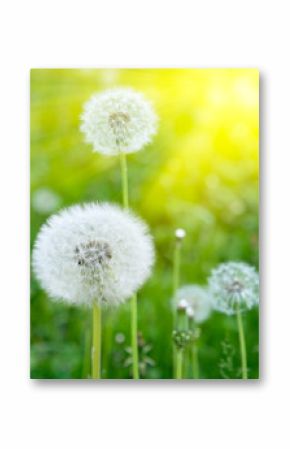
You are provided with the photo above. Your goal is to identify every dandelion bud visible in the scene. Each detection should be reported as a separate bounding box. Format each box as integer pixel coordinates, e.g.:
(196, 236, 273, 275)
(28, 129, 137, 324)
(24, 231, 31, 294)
(32, 203, 155, 307)
(186, 306, 195, 319)
(177, 299, 188, 311)
(175, 228, 186, 241)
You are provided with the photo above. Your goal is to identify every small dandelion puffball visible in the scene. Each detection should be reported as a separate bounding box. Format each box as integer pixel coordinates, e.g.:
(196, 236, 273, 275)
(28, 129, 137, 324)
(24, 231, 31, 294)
(32, 188, 61, 215)
(80, 88, 158, 156)
(175, 228, 186, 241)
(32, 203, 155, 307)
(208, 262, 259, 316)
(174, 285, 212, 323)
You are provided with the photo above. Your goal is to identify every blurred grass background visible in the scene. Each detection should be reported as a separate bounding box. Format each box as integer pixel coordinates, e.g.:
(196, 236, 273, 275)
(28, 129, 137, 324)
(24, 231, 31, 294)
(30, 68, 259, 379)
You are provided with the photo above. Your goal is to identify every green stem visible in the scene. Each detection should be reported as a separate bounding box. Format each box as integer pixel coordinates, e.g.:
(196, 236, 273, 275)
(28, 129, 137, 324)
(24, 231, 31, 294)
(103, 312, 114, 379)
(131, 293, 139, 379)
(173, 242, 181, 300)
(192, 343, 199, 379)
(92, 303, 102, 379)
(237, 307, 248, 379)
(119, 151, 139, 380)
(82, 319, 91, 379)
(172, 241, 181, 376)
(120, 151, 129, 209)
(176, 349, 183, 379)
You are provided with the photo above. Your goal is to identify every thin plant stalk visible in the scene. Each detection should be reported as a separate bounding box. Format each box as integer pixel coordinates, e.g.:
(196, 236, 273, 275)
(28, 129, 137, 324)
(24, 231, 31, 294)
(119, 152, 139, 379)
(103, 312, 114, 378)
(92, 303, 102, 379)
(192, 343, 199, 379)
(175, 305, 188, 379)
(188, 316, 200, 379)
(173, 242, 181, 305)
(120, 152, 129, 209)
(176, 350, 183, 379)
(172, 240, 182, 376)
(236, 306, 248, 379)
(82, 313, 91, 378)
(131, 293, 139, 379)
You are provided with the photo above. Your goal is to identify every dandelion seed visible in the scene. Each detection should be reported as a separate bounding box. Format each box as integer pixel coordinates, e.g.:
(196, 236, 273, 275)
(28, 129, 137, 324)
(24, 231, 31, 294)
(32, 202, 155, 308)
(80, 88, 158, 156)
(208, 261, 259, 316)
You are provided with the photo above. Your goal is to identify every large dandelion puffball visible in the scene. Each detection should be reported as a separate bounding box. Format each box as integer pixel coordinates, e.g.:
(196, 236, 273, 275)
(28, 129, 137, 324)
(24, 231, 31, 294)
(32, 203, 155, 307)
(173, 285, 212, 323)
(208, 262, 259, 315)
(80, 88, 158, 155)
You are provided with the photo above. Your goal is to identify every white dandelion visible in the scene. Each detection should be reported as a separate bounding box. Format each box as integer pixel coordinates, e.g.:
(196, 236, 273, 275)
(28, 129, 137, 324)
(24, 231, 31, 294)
(80, 87, 158, 156)
(173, 285, 212, 324)
(32, 188, 61, 215)
(208, 261, 259, 379)
(208, 261, 259, 316)
(32, 202, 155, 308)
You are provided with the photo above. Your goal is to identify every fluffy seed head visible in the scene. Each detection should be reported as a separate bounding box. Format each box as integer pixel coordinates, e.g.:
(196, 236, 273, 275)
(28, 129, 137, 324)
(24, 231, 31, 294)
(80, 88, 158, 156)
(32, 188, 61, 215)
(208, 262, 259, 315)
(174, 285, 212, 323)
(32, 203, 155, 307)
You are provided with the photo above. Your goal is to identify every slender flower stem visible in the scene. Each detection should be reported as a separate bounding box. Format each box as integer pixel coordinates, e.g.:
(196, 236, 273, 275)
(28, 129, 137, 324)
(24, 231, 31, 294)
(192, 344, 199, 379)
(131, 293, 139, 379)
(92, 302, 102, 379)
(172, 240, 181, 376)
(119, 151, 139, 379)
(176, 350, 183, 379)
(174, 304, 188, 379)
(120, 151, 129, 209)
(237, 307, 248, 379)
(103, 313, 114, 378)
(173, 242, 181, 301)
(82, 315, 91, 378)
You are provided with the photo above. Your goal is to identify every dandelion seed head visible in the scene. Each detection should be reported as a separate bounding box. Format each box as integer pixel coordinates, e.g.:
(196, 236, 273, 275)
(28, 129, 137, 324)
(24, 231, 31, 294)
(115, 333, 125, 344)
(32, 188, 61, 214)
(80, 88, 158, 156)
(32, 203, 155, 307)
(208, 262, 259, 315)
(174, 285, 212, 323)
(175, 228, 186, 240)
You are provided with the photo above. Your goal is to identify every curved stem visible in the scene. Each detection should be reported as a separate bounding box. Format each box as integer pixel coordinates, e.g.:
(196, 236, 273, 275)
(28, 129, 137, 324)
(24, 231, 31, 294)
(237, 307, 248, 379)
(119, 151, 139, 380)
(92, 303, 102, 379)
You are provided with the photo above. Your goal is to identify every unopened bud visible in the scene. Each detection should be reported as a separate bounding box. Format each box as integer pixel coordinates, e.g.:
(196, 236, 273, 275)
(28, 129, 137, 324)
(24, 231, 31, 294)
(175, 228, 186, 241)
